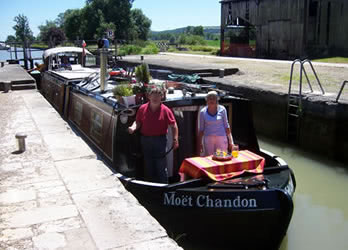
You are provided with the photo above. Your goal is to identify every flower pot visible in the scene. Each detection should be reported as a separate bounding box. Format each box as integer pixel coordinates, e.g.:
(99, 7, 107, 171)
(122, 95, 136, 107)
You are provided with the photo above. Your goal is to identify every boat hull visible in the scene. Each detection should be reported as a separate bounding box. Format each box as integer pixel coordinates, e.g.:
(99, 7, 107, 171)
(118, 169, 295, 250)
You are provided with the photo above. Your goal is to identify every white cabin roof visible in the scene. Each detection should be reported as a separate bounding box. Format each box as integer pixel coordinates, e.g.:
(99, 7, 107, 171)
(43, 47, 92, 59)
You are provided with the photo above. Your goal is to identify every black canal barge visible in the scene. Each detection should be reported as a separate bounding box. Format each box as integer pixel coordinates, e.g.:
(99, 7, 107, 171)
(40, 47, 296, 249)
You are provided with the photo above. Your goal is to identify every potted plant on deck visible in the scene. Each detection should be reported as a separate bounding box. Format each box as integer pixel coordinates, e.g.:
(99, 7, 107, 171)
(134, 63, 151, 103)
(112, 82, 135, 107)
(132, 82, 147, 104)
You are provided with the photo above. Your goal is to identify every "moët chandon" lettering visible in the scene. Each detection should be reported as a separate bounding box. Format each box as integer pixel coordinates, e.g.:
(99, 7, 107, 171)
(164, 192, 257, 208)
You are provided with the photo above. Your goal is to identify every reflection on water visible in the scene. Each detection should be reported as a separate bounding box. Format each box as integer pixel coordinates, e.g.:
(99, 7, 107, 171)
(258, 136, 348, 250)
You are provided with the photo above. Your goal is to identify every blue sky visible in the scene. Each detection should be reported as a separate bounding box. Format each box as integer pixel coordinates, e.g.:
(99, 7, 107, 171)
(0, 0, 221, 41)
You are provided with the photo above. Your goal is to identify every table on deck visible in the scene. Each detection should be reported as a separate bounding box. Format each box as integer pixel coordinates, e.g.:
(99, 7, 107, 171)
(179, 150, 265, 181)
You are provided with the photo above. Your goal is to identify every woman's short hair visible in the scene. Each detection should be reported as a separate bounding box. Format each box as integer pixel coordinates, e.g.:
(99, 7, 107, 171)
(148, 86, 164, 95)
(206, 90, 219, 101)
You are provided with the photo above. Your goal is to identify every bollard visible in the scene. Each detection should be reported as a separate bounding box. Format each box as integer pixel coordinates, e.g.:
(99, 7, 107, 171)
(3, 81, 11, 93)
(219, 69, 225, 78)
(15, 133, 27, 152)
(140, 55, 144, 61)
(1, 62, 4, 67)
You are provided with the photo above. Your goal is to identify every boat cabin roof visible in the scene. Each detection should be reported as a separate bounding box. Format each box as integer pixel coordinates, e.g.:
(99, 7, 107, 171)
(43, 47, 92, 59)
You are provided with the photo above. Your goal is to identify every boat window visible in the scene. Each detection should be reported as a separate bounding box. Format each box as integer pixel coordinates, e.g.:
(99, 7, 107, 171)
(90, 109, 103, 143)
(85, 55, 97, 67)
(73, 100, 83, 125)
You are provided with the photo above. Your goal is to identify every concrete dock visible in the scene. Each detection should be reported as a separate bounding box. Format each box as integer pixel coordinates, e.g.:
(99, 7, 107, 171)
(0, 89, 181, 249)
(0, 64, 37, 91)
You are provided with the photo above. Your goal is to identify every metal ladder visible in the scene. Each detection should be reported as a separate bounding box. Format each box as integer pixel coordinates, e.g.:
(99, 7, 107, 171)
(286, 59, 325, 143)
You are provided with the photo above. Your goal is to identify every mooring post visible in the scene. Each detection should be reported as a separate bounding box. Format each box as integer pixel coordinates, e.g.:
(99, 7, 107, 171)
(219, 69, 225, 78)
(14, 44, 18, 60)
(15, 133, 27, 152)
(2, 81, 12, 92)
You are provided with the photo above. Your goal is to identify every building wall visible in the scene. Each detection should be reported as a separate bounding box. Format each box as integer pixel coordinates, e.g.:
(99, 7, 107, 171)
(308, 0, 348, 56)
(220, 0, 348, 58)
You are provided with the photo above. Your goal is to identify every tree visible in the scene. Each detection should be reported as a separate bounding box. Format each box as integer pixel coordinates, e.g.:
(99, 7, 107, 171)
(60, 0, 151, 42)
(83, 0, 135, 40)
(13, 14, 34, 69)
(169, 35, 176, 44)
(193, 26, 204, 36)
(41, 27, 66, 48)
(130, 9, 151, 41)
(38, 20, 57, 41)
(63, 9, 83, 41)
(185, 26, 194, 35)
(13, 14, 34, 43)
(6, 35, 17, 43)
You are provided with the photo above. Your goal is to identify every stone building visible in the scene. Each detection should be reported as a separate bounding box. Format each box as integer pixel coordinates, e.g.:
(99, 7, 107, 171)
(220, 0, 348, 59)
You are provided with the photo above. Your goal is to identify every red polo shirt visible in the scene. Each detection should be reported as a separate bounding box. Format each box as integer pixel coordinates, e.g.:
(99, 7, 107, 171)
(136, 103, 176, 136)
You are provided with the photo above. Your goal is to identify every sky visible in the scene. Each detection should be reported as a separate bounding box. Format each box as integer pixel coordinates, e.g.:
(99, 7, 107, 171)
(0, 0, 221, 42)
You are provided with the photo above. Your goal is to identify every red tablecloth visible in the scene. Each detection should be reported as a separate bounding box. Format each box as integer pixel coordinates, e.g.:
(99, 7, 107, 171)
(179, 150, 265, 181)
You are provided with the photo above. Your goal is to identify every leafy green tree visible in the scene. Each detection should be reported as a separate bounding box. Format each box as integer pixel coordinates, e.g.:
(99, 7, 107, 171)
(6, 35, 17, 43)
(130, 9, 151, 40)
(13, 14, 34, 69)
(178, 34, 187, 45)
(13, 14, 34, 43)
(169, 34, 176, 44)
(37, 20, 57, 41)
(80, 5, 105, 40)
(85, 0, 134, 40)
(58, 0, 150, 43)
(63, 9, 83, 41)
(185, 26, 194, 34)
(193, 26, 204, 36)
(41, 27, 66, 48)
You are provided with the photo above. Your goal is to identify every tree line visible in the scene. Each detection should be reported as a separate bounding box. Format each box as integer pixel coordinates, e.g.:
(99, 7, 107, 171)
(150, 25, 220, 45)
(6, 0, 151, 48)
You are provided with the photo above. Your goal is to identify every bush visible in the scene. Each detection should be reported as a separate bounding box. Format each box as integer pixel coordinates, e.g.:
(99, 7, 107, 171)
(119, 45, 142, 55)
(141, 43, 159, 54)
(178, 34, 206, 46)
(189, 45, 215, 52)
(168, 47, 178, 52)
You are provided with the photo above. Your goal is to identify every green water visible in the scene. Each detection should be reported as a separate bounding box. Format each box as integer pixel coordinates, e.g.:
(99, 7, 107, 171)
(259, 137, 348, 250)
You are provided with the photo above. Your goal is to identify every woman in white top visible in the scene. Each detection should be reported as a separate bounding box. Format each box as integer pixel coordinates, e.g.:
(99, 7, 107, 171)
(198, 91, 233, 156)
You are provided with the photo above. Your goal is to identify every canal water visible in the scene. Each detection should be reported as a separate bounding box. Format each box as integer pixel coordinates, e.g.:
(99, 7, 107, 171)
(261, 136, 348, 250)
(181, 136, 348, 250)
(0, 48, 43, 66)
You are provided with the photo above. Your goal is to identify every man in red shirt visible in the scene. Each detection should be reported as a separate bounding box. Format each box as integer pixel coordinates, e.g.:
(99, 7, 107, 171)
(128, 86, 179, 183)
